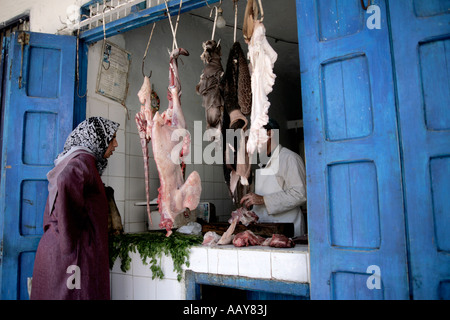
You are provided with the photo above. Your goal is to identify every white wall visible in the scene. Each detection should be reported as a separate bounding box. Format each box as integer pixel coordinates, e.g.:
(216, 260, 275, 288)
(0, 0, 89, 34)
(86, 35, 129, 230)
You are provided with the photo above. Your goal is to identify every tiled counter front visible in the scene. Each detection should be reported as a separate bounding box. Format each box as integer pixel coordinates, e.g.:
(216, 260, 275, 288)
(110, 244, 310, 300)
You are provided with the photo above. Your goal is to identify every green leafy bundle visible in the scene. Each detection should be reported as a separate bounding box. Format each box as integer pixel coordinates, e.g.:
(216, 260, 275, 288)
(109, 232, 203, 282)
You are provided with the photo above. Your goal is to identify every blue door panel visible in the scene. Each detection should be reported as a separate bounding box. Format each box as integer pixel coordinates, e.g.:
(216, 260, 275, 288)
(388, 1, 450, 300)
(0, 31, 76, 299)
(296, 0, 409, 299)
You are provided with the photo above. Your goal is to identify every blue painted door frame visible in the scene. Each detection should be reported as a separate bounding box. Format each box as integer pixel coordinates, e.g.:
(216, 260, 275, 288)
(0, 31, 77, 299)
(296, 0, 450, 299)
(296, 0, 408, 300)
(388, 1, 450, 299)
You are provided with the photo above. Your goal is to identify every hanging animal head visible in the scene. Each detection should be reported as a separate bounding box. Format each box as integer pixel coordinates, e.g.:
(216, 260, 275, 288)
(200, 40, 222, 64)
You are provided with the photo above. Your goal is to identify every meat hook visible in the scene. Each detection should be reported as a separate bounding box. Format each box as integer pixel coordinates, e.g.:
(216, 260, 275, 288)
(142, 22, 156, 78)
(257, 0, 263, 22)
(205, 0, 222, 9)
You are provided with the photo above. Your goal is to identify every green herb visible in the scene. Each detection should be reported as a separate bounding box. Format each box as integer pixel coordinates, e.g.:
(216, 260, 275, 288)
(109, 232, 203, 282)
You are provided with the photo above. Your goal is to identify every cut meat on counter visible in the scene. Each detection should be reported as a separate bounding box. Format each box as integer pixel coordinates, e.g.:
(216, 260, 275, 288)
(232, 231, 295, 248)
(202, 231, 222, 246)
(263, 234, 295, 248)
(232, 230, 265, 247)
(228, 207, 259, 226)
(217, 214, 239, 245)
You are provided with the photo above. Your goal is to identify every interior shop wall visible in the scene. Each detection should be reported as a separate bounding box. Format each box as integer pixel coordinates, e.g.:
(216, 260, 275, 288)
(0, 0, 89, 34)
(86, 8, 303, 231)
(118, 10, 303, 230)
(86, 35, 129, 229)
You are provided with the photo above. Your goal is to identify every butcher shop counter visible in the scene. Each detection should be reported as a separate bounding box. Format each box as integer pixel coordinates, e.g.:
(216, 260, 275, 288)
(109, 238, 310, 300)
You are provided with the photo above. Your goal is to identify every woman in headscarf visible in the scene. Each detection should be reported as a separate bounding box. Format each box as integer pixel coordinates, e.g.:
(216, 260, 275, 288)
(30, 117, 119, 300)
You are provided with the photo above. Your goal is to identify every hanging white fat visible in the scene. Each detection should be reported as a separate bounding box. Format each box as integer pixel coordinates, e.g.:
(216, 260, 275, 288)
(246, 20, 277, 155)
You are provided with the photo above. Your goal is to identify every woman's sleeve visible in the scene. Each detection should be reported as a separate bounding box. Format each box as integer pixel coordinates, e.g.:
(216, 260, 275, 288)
(55, 158, 90, 255)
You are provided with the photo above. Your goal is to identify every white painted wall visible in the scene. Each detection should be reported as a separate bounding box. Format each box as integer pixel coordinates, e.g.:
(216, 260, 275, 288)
(0, 0, 89, 34)
(86, 35, 129, 231)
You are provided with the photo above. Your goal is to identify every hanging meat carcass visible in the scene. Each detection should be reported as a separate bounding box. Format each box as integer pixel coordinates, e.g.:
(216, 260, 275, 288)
(222, 41, 252, 129)
(242, 0, 259, 43)
(245, 7, 278, 155)
(221, 41, 252, 204)
(196, 39, 224, 134)
(135, 76, 153, 225)
(136, 48, 202, 237)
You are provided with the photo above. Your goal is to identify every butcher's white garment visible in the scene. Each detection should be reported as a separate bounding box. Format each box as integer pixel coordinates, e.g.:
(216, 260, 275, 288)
(246, 20, 278, 155)
(252, 145, 307, 237)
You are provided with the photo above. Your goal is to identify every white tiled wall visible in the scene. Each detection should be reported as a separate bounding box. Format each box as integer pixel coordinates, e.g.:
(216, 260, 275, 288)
(86, 33, 240, 233)
(86, 35, 128, 231)
(110, 245, 310, 300)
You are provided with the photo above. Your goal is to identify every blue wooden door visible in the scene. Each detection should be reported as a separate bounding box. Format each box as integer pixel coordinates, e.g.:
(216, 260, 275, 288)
(388, 1, 450, 300)
(0, 31, 76, 299)
(296, 0, 409, 299)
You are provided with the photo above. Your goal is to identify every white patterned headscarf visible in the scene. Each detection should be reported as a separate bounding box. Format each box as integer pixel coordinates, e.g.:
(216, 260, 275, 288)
(56, 117, 120, 175)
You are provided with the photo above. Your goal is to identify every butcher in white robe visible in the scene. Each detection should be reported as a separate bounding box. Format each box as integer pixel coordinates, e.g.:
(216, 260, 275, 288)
(240, 119, 307, 237)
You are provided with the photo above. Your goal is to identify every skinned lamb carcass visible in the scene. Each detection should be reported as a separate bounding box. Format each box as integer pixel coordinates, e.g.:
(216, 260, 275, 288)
(246, 20, 278, 155)
(136, 48, 202, 237)
(135, 76, 153, 225)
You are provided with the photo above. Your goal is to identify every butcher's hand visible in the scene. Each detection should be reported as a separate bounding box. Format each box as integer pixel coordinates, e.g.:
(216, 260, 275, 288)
(240, 192, 264, 209)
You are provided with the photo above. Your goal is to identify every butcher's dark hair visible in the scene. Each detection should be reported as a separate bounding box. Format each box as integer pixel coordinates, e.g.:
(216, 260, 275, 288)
(264, 118, 280, 130)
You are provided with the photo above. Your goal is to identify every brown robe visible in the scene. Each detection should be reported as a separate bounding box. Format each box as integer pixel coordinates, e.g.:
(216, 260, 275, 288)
(30, 152, 110, 300)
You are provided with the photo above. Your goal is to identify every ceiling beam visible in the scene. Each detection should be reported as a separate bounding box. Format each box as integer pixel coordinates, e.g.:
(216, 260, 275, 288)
(79, 0, 221, 44)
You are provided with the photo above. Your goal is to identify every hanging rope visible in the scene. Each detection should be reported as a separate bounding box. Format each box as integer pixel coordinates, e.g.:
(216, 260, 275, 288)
(142, 22, 156, 78)
(164, 0, 183, 51)
(233, 0, 238, 42)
